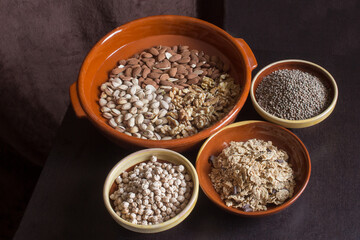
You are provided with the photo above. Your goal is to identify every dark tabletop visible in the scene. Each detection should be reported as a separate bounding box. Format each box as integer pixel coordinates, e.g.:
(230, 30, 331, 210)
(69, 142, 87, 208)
(15, 1, 360, 239)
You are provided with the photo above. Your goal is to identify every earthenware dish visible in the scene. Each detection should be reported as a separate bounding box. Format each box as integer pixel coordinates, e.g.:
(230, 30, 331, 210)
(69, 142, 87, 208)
(70, 15, 257, 151)
(103, 148, 199, 233)
(196, 121, 311, 217)
(250, 59, 338, 128)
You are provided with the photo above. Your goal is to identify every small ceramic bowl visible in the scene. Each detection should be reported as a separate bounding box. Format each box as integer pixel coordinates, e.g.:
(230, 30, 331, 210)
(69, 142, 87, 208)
(103, 148, 199, 233)
(250, 59, 338, 128)
(196, 121, 311, 217)
(70, 15, 257, 152)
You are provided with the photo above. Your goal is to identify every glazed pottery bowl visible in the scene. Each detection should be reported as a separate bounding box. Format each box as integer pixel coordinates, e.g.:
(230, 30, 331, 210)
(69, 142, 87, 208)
(250, 59, 338, 128)
(70, 15, 257, 152)
(103, 148, 199, 233)
(196, 121, 311, 217)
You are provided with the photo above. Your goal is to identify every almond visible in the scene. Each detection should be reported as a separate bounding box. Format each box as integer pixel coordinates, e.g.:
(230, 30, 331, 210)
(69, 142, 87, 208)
(169, 54, 182, 62)
(179, 45, 189, 51)
(157, 53, 165, 61)
(160, 74, 169, 81)
(142, 53, 153, 58)
(145, 60, 154, 68)
(132, 66, 142, 77)
(144, 78, 158, 88)
(148, 72, 161, 79)
(112, 67, 124, 75)
(176, 79, 187, 84)
(176, 74, 185, 79)
(178, 56, 191, 64)
(190, 52, 199, 62)
(169, 67, 177, 77)
(176, 65, 187, 74)
(181, 51, 191, 57)
(187, 73, 197, 79)
(166, 49, 176, 56)
(154, 60, 170, 69)
(189, 60, 197, 67)
(160, 80, 174, 86)
(127, 58, 139, 65)
(197, 61, 205, 67)
(124, 67, 132, 77)
(149, 47, 159, 56)
(187, 77, 200, 85)
(142, 68, 151, 78)
(159, 48, 167, 54)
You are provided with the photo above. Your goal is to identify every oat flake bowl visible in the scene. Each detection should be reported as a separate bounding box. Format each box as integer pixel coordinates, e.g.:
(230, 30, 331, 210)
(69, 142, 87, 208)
(103, 148, 199, 233)
(250, 59, 338, 128)
(196, 121, 311, 217)
(70, 15, 257, 151)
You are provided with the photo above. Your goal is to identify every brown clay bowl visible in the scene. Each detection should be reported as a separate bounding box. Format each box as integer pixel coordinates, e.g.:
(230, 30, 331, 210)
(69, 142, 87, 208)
(69, 15, 257, 152)
(196, 121, 311, 216)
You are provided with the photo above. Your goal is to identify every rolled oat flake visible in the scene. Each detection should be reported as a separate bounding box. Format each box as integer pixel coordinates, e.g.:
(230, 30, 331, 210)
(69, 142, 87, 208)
(256, 69, 332, 120)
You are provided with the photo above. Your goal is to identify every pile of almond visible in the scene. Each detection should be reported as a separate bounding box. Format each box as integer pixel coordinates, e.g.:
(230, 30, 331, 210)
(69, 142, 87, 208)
(99, 45, 240, 140)
(109, 45, 229, 90)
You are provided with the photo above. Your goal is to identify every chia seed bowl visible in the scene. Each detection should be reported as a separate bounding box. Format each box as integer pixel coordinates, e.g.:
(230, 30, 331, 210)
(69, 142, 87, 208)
(250, 59, 338, 128)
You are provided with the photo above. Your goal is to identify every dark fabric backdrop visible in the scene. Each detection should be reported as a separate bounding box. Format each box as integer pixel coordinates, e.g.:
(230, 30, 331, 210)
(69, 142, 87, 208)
(1, 0, 359, 167)
(0, 0, 196, 165)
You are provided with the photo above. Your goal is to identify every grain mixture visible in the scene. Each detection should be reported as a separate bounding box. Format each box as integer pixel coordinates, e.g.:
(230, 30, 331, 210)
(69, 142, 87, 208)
(209, 139, 295, 212)
(110, 155, 193, 225)
(256, 69, 331, 120)
(99, 45, 240, 140)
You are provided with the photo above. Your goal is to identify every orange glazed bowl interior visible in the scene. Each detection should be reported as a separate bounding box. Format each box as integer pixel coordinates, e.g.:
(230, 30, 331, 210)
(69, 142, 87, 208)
(71, 15, 257, 151)
(196, 121, 311, 216)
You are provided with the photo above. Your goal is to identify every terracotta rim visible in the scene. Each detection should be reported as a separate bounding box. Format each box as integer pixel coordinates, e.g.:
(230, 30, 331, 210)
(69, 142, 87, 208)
(250, 59, 338, 127)
(196, 121, 311, 216)
(77, 15, 254, 148)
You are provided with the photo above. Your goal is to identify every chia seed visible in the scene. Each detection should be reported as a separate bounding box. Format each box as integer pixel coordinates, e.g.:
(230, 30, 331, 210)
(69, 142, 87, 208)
(255, 69, 332, 120)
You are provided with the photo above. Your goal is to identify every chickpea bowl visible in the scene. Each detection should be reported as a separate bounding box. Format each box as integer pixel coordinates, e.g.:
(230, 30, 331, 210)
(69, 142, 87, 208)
(103, 148, 199, 233)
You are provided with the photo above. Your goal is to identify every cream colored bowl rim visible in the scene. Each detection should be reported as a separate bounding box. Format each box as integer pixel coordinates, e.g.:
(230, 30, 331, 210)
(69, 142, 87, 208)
(250, 59, 338, 124)
(103, 148, 199, 230)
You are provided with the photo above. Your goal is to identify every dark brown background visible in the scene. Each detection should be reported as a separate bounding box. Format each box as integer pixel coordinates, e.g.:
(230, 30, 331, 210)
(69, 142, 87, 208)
(1, 0, 359, 239)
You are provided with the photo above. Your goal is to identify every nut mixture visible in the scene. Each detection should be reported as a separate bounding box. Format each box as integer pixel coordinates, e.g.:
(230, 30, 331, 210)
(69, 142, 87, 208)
(99, 45, 240, 140)
(209, 139, 295, 212)
(110, 155, 193, 225)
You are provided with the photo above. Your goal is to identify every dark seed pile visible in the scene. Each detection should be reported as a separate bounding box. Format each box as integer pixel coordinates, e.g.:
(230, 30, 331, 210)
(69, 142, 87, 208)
(256, 69, 332, 120)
